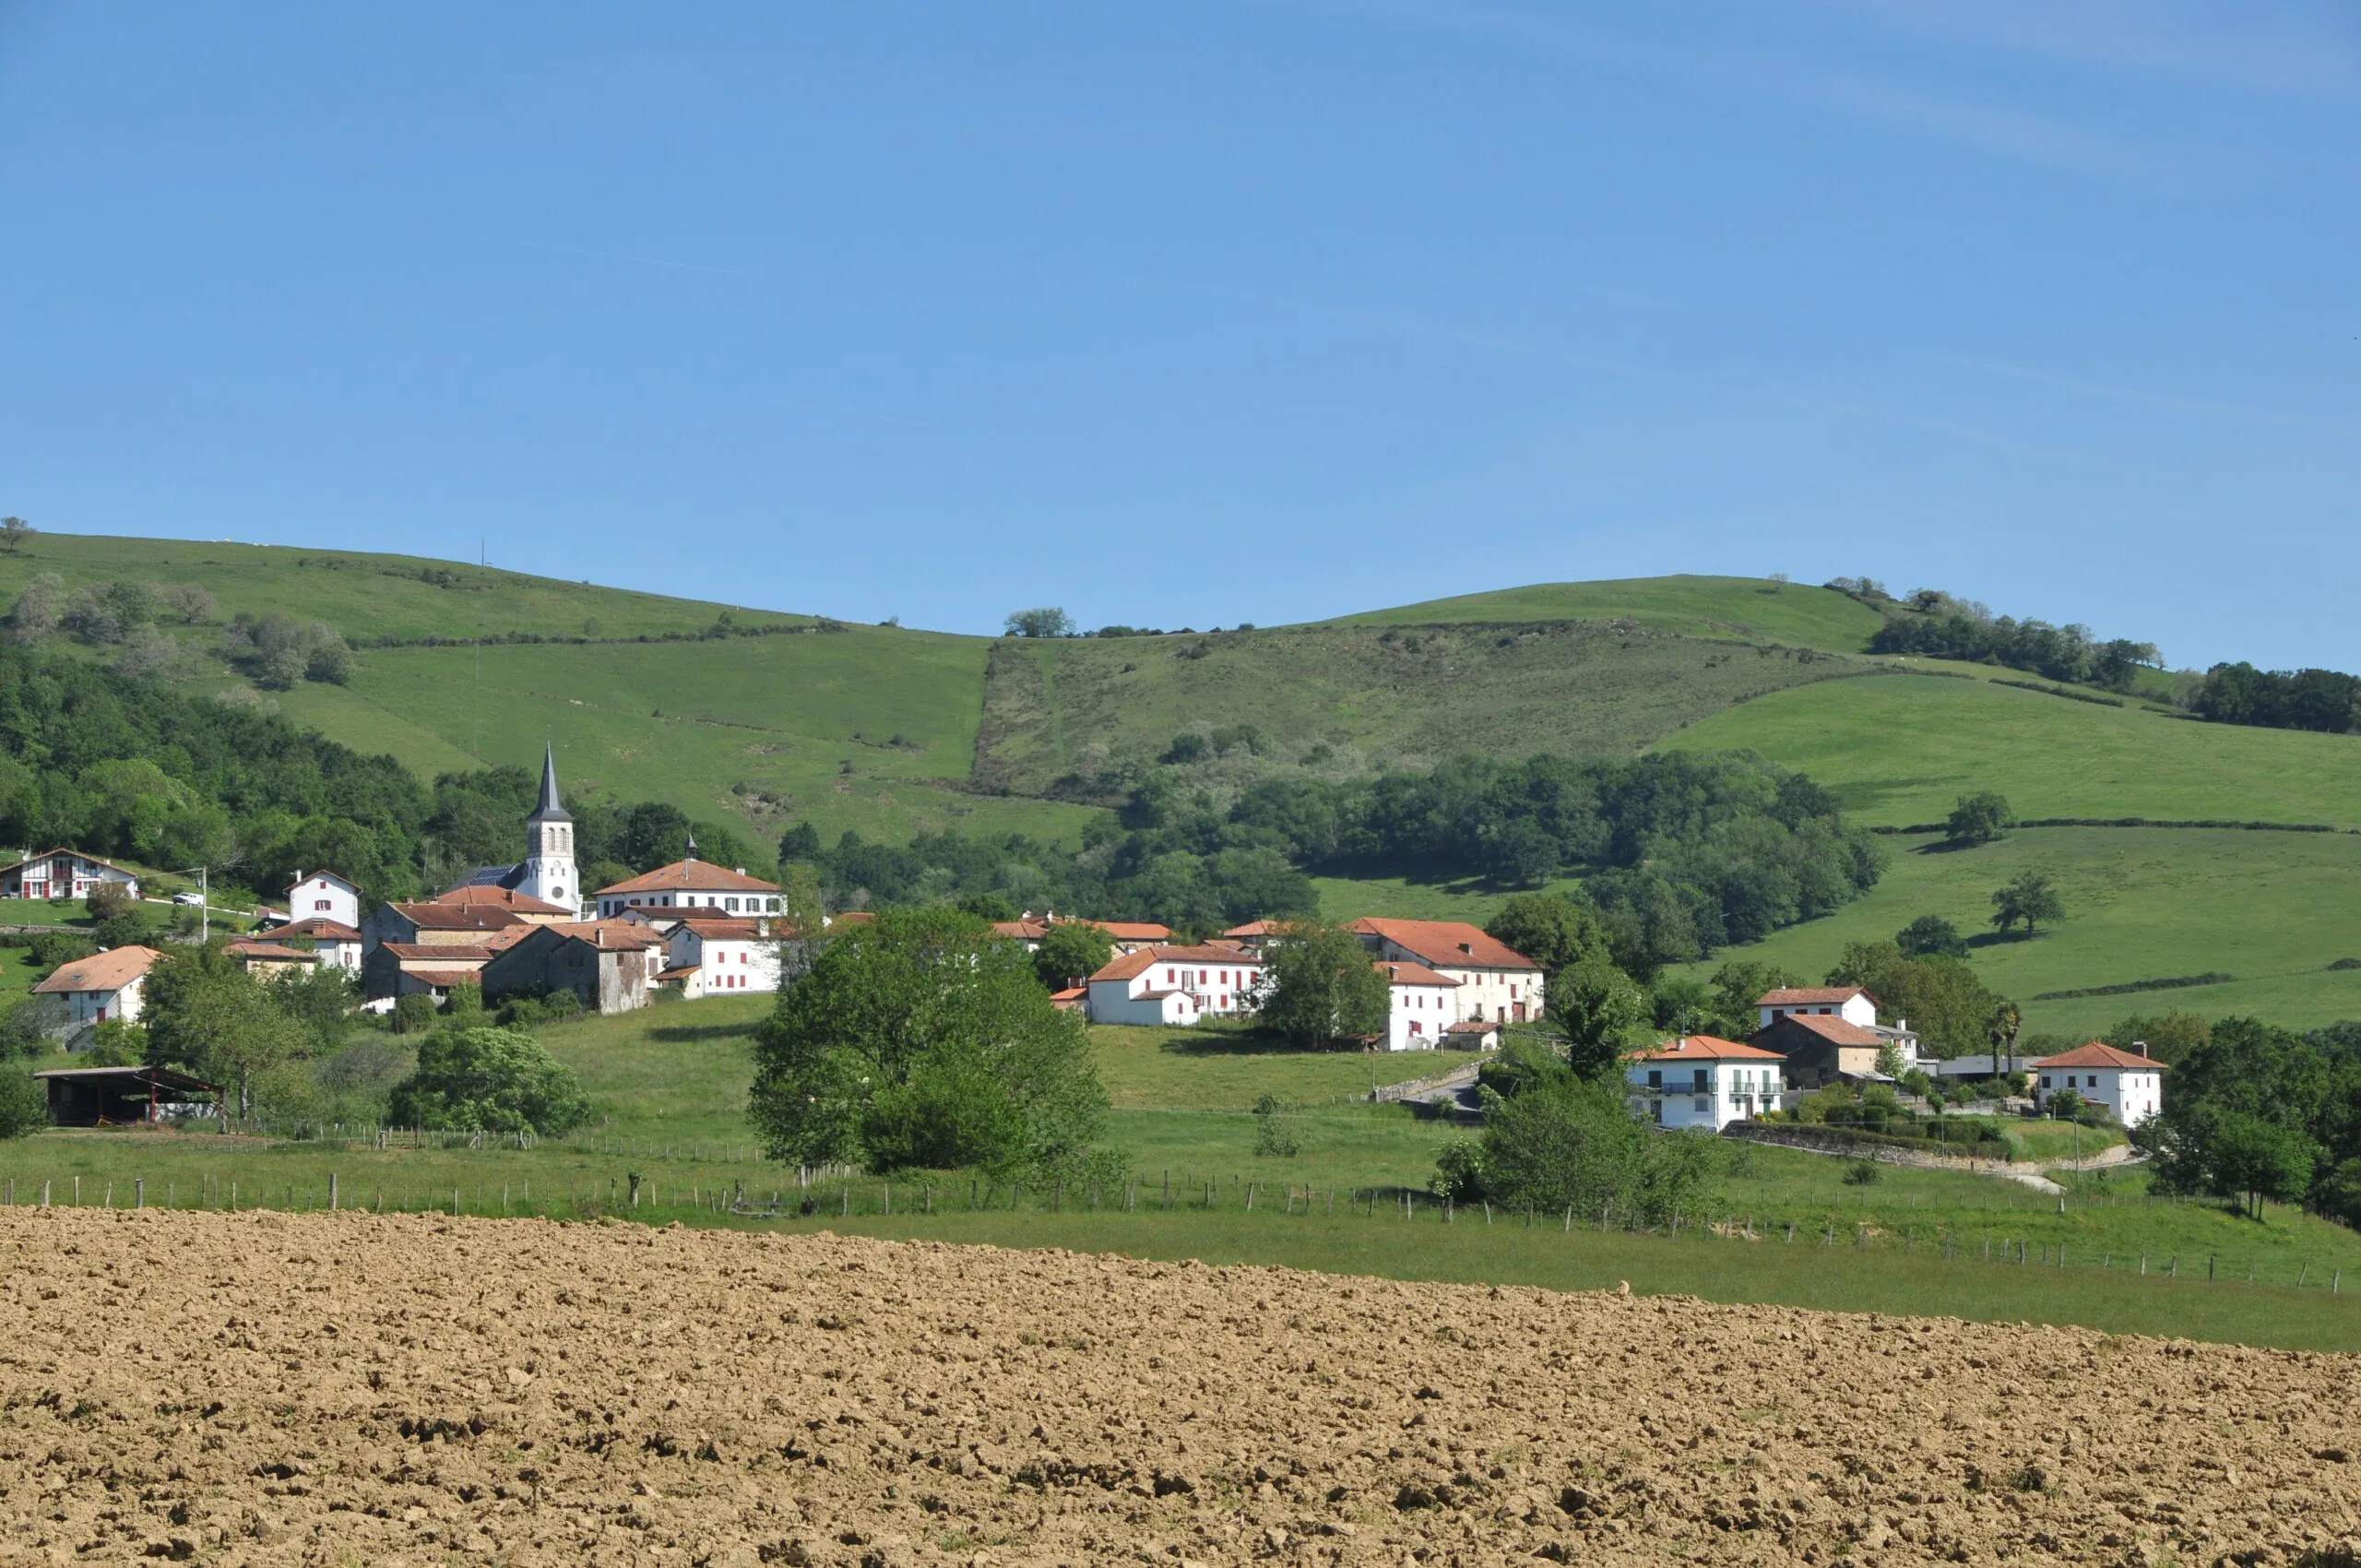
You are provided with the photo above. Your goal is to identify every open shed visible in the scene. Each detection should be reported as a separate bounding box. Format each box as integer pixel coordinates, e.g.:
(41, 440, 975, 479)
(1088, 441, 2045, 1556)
(33, 1066, 219, 1127)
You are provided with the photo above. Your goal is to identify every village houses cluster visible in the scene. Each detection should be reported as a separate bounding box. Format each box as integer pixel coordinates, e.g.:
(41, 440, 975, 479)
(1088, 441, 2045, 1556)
(6, 747, 2162, 1126)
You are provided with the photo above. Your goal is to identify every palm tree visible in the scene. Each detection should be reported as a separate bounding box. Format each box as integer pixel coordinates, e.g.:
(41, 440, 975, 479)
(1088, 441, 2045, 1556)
(1987, 999, 2023, 1081)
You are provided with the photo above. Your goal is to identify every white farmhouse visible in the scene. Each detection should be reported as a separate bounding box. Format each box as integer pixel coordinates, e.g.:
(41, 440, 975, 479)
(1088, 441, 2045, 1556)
(1085, 944, 1264, 1028)
(1755, 986, 1880, 1031)
(283, 871, 363, 931)
(662, 916, 782, 998)
(269, 917, 364, 973)
(1, 848, 140, 903)
(594, 848, 783, 918)
(2032, 1041, 2167, 1129)
(1625, 1035, 1786, 1132)
(33, 945, 163, 1029)
(1349, 919, 1543, 1024)
(1375, 959, 1460, 1051)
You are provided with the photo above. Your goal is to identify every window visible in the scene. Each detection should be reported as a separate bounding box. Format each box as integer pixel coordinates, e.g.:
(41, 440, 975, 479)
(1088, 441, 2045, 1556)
(1694, 1098, 1709, 1113)
(1647, 1070, 1662, 1087)
(315, 899, 331, 911)
(2041, 1075, 2053, 1088)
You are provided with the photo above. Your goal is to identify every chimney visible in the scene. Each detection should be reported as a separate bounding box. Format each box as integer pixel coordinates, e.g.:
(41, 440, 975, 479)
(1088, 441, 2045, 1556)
(2134, 1039, 2148, 1058)
(734, 867, 746, 875)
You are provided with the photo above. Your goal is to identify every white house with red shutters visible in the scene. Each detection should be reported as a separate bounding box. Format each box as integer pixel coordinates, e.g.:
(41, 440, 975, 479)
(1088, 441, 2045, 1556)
(593, 848, 782, 919)
(1, 849, 140, 903)
(661, 916, 781, 998)
(1349, 919, 1542, 1024)
(1085, 944, 1264, 1027)
(282, 871, 362, 932)
(1374, 959, 1461, 1051)
(1625, 1035, 1787, 1131)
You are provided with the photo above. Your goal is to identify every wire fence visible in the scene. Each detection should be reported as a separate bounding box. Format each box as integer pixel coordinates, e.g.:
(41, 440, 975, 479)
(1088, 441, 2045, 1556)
(6, 1166, 2350, 1299)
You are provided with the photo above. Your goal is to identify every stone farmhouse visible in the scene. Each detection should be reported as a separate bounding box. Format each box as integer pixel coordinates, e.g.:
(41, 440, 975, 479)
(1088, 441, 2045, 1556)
(481, 920, 667, 1014)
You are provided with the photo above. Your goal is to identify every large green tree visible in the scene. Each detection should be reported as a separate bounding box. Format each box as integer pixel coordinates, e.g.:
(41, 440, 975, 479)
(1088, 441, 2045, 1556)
(1824, 940, 2002, 1057)
(1034, 921, 1115, 992)
(1443, 1064, 1714, 1226)
(749, 906, 1111, 1181)
(141, 942, 309, 1118)
(1989, 871, 2065, 937)
(1945, 791, 2013, 847)
(1257, 920, 1388, 1047)
(388, 1025, 591, 1136)
(1550, 953, 1651, 1078)
(2145, 1016, 2327, 1218)
(1484, 892, 1610, 989)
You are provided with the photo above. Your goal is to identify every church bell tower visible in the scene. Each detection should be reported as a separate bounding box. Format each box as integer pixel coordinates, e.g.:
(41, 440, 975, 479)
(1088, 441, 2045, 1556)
(518, 744, 578, 915)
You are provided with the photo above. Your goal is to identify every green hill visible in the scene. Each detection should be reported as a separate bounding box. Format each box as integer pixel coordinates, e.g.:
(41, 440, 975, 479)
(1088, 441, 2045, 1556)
(9, 531, 2360, 1035)
(1327, 573, 1888, 649)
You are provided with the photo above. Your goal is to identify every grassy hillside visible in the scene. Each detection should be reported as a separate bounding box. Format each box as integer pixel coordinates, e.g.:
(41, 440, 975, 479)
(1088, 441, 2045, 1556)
(0, 532, 809, 643)
(975, 619, 1860, 797)
(1659, 673, 2361, 828)
(12, 532, 2361, 1037)
(1670, 826, 2361, 1037)
(1330, 574, 1886, 647)
(281, 631, 1096, 847)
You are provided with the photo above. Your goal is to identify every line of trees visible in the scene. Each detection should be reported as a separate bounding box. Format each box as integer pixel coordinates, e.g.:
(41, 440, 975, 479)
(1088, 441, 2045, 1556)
(776, 752, 1883, 968)
(1864, 588, 2160, 693)
(2189, 662, 2361, 735)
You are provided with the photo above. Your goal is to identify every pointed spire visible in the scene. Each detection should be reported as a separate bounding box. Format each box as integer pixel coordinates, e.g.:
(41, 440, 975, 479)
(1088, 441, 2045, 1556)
(683, 829, 700, 861)
(528, 744, 571, 822)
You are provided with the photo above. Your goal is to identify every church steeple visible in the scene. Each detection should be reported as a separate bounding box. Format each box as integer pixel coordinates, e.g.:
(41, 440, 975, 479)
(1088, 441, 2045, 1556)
(683, 829, 700, 861)
(529, 744, 570, 823)
(516, 743, 578, 914)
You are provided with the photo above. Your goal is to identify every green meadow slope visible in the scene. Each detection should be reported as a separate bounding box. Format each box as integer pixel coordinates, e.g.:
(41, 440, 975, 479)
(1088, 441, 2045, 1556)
(11, 533, 2361, 1034)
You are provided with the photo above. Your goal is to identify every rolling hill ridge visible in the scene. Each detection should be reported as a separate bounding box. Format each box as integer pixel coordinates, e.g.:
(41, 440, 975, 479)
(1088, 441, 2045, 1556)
(6, 533, 2359, 1034)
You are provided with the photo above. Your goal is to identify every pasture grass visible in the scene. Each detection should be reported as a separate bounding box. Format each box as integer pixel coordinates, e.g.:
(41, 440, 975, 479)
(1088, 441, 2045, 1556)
(1661, 672, 2361, 828)
(1329, 575, 1886, 650)
(0, 532, 807, 644)
(974, 620, 1855, 796)
(1669, 825, 2361, 1037)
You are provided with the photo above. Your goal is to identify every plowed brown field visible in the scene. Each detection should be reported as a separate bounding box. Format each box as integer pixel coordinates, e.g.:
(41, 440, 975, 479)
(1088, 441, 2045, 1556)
(3, 1210, 2358, 1567)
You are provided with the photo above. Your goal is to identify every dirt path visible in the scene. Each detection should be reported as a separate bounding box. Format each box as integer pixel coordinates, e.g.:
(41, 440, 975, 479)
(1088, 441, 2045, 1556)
(0, 1209, 2355, 1565)
(1732, 1126, 2145, 1194)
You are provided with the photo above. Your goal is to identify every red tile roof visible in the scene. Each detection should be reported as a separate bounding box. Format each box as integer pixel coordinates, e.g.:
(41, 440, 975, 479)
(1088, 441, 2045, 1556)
(1348, 918, 1537, 970)
(2033, 1042, 2167, 1071)
(1373, 959, 1460, 988)
(676, 917, 768, 941)
(991, 920, 1050, 941)
(545, 920, 667, 950)
(34, 945, 162, 994)
(380, 943, 497, 965)
(1757, 986, 1876, 1007)
(227, 940, 315, 963)
(593, 861, 780, 897)
(1631, 1034, 1786, 1063)
(390, 903, 529, 932)
(1086, 921, 1174, 942)
(1220, 920, 1275, 938)
(428, 885, 574, 914)
(1765, 1013, 1884, 1047)
(271, 918, 362, 942)
(406, 968, 482, 989)
(1088, 944, 1259, 983)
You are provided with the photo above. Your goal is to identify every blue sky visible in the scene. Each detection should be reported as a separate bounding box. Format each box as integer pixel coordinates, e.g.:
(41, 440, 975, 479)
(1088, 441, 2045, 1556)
(1, 2, 2354, 666)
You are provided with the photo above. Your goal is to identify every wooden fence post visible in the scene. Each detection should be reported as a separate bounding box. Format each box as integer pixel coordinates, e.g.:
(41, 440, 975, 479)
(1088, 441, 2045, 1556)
(134, 1179, 143, 1210)
(329, 1173, 338, 1212)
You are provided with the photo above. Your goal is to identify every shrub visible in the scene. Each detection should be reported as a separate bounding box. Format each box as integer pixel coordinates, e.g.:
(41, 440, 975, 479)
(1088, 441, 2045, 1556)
(1252, 1093, 1302, 1158)
(387, 1026, 591, 1137)
(387, 993, 437, 1035)
(1842, 1159, 1880, 1185)
(0, 1066, 44, 1137)
(84, 882, 137, 922)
